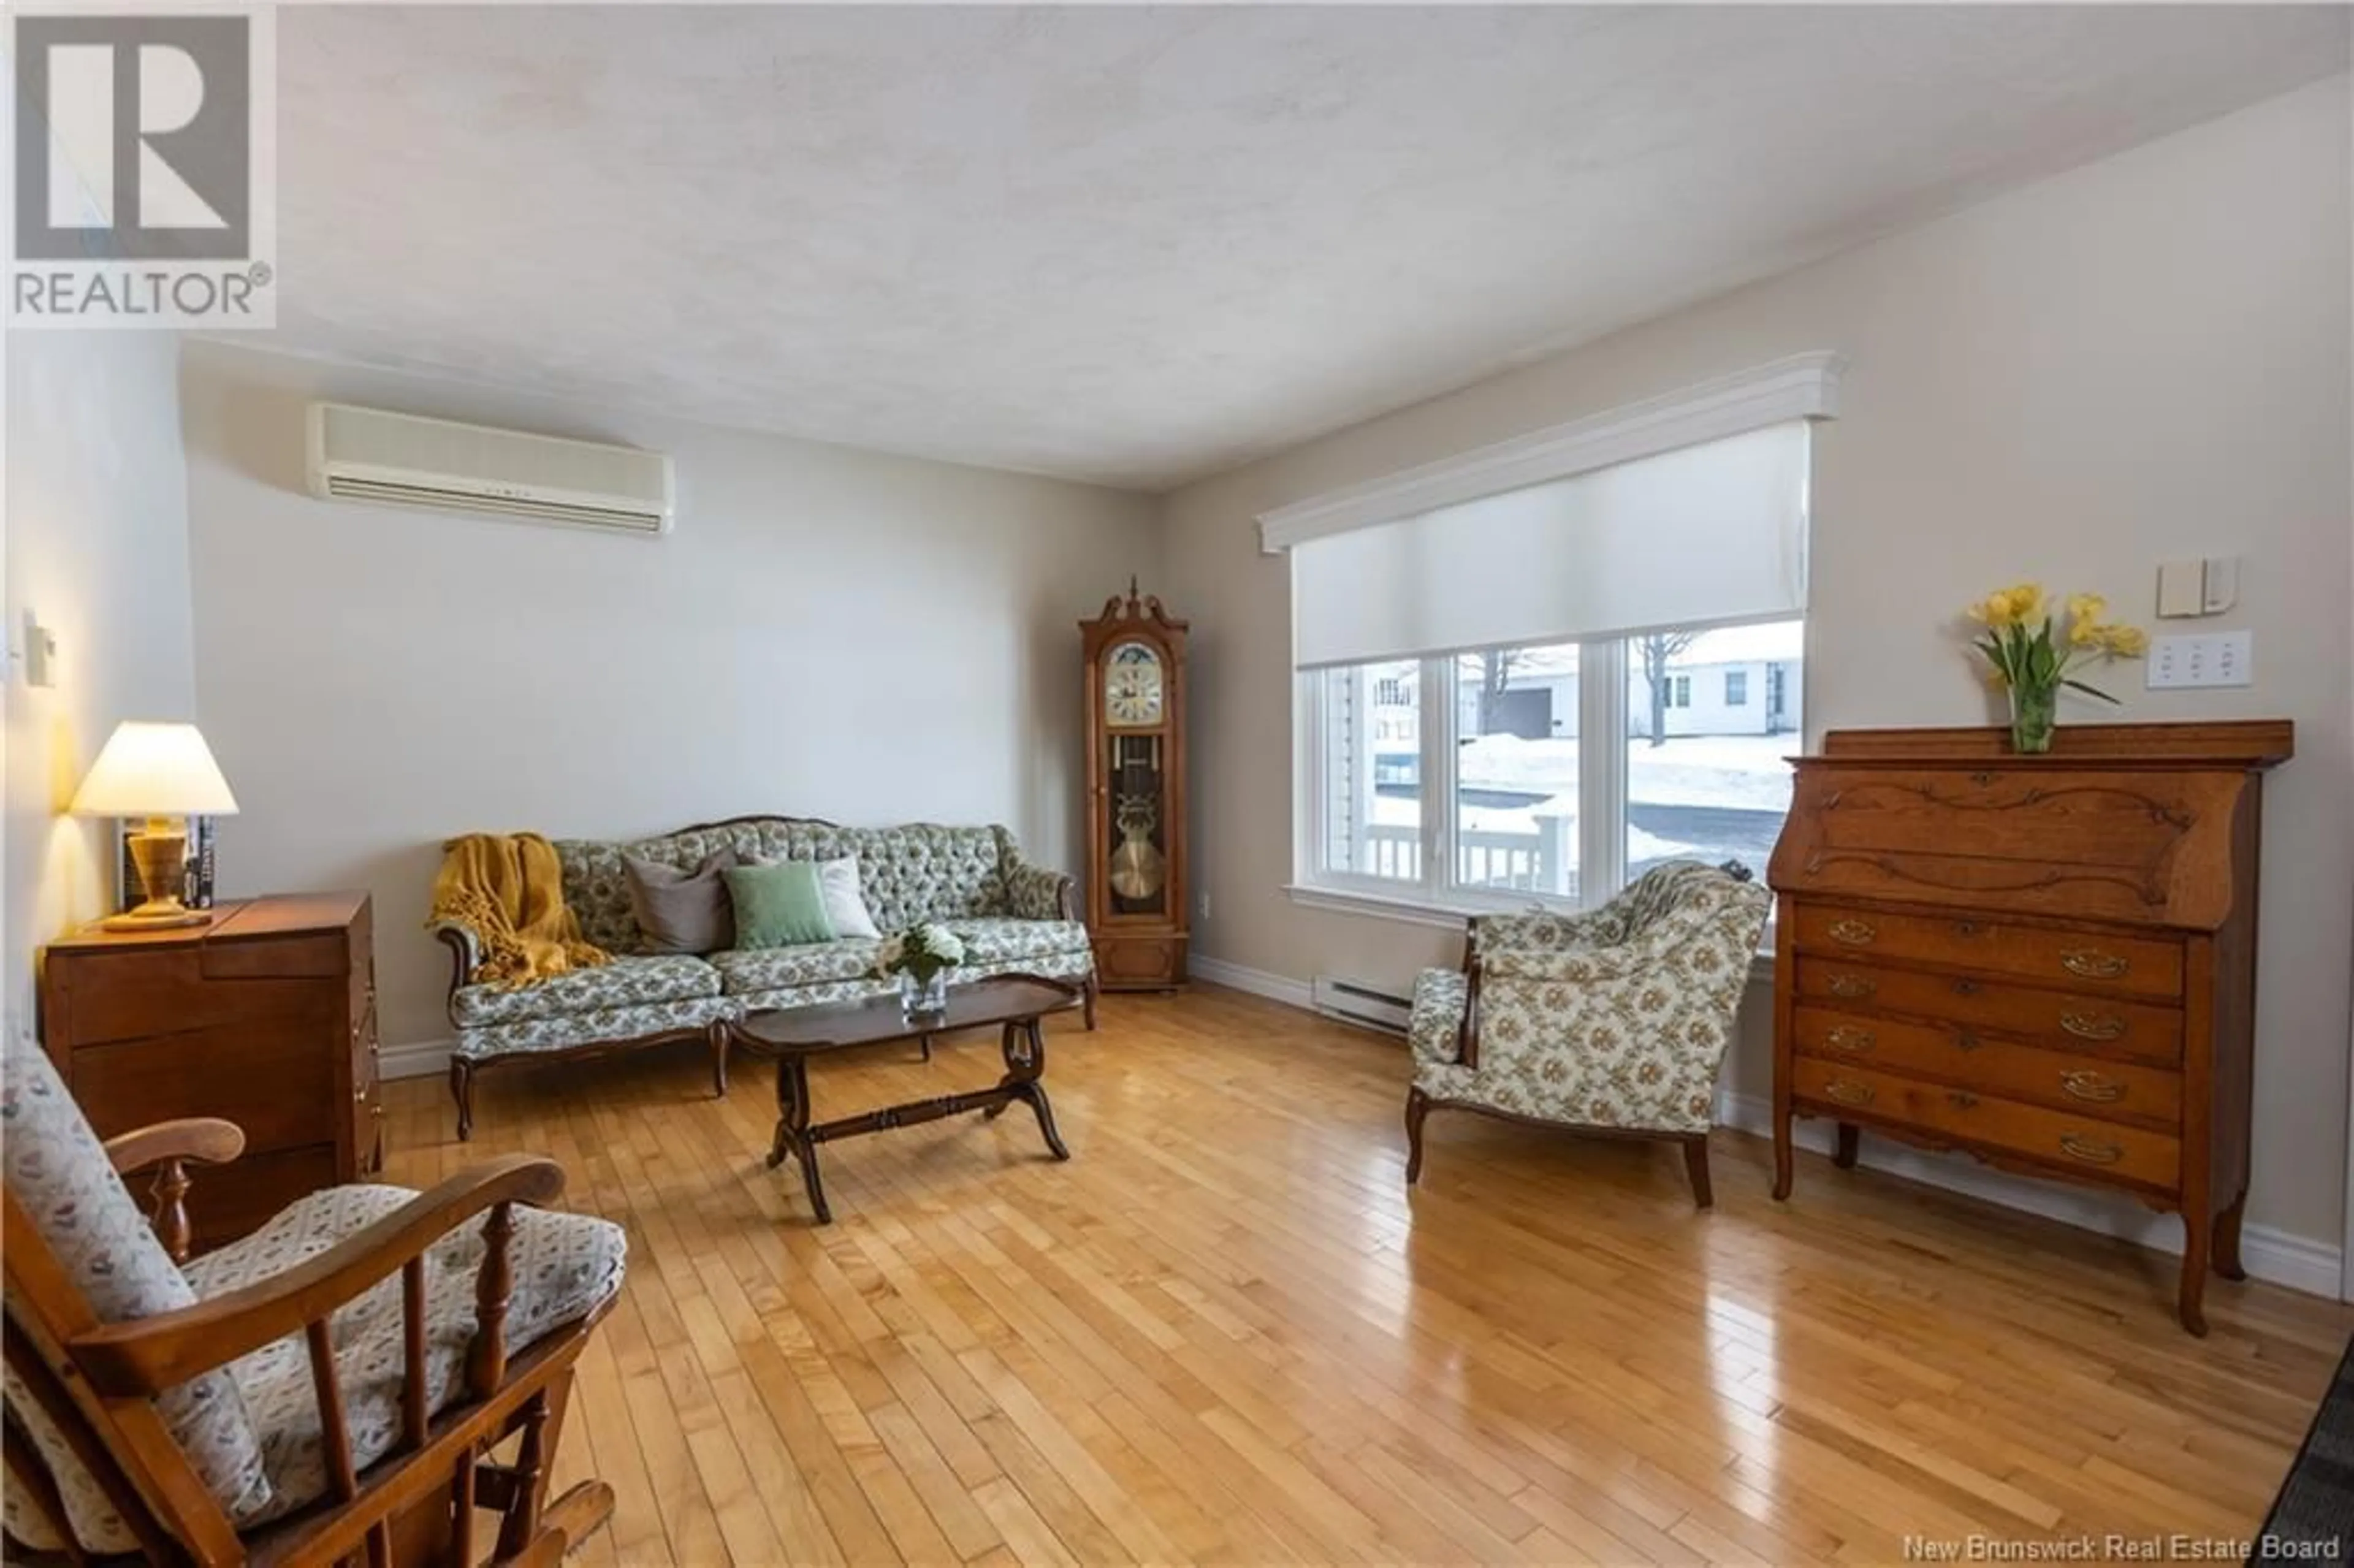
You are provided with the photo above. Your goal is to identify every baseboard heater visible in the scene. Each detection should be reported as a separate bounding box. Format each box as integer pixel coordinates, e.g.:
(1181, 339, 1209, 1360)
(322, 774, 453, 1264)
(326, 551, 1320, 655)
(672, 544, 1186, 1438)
(1311, 975, 1413, 1036)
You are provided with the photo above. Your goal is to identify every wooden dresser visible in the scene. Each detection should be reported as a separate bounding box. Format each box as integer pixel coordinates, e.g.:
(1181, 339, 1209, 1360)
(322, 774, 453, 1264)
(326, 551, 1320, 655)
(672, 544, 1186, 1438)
(1766, 721, 2290, 1334)
(39, 892, 381, 1254)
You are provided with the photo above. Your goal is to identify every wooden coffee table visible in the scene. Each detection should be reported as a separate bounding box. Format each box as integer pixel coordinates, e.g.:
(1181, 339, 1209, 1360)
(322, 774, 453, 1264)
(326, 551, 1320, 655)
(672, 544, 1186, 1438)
(723, 974, 1082, 1224)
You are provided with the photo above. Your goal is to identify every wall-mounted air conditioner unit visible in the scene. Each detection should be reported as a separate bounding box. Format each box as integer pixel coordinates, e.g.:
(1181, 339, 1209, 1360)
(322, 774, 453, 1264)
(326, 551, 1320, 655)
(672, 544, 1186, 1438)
(305, 402, 675, 535)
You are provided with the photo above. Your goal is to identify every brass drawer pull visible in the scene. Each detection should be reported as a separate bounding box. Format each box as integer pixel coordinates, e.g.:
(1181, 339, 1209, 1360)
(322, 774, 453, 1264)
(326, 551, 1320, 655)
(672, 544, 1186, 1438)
(2062, 949, 2130, 980)
(1946, 1091, 1978, 1109)
(1827, 973, 1877, 1000)
(1823, 1080, 1875, 1107)
(1952, 919, 1984, 938)
(1953, 1031, 1984, 1052)
(1826, 919, 1877, 946)
(2060, 1070, 2124, 1103)
(2059, 1011, 2127, 1042)
(2059, 1133, 2124, 1165)
(1823, 1026, 1875, 1054)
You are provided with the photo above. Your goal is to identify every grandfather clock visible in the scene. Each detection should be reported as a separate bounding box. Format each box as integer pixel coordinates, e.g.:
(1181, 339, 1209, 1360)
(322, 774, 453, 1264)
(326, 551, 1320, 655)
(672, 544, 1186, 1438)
(1081, 580, 1189, 991)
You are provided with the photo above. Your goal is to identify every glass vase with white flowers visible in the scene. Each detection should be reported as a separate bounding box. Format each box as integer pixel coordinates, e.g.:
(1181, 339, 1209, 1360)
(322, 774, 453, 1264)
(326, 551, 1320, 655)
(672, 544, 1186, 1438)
(875, 924, 965, 1016)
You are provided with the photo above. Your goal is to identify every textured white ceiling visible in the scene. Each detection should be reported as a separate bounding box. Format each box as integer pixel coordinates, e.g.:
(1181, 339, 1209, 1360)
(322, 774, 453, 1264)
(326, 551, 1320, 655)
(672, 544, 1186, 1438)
(248, 6, 2348, 490)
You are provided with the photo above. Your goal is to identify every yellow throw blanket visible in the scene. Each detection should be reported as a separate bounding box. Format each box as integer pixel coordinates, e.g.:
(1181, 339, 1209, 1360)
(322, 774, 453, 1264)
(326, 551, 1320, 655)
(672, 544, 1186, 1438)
(429, 832, 609, 988)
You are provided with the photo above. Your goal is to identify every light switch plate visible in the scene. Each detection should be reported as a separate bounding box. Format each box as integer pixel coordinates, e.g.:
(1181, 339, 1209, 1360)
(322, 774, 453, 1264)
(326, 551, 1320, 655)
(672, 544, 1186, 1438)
(2147, 630, 2252, 689)
(2201, 555, 2240, 614)
(2156, 560, 2206, 618)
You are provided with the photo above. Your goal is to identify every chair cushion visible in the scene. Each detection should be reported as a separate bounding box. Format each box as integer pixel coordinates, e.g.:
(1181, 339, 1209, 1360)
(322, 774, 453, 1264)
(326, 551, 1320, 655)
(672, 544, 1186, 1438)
(933, 918, 1092, 965)
(703, 922, 1084, 999)
(1, 1042, 270, 1556)
(625, 849, 737, 954)
(726, 861, 837, 948)
(181, 1186, 627, 1531)
(707, 939, 885, 994)
(452, 997, 739, 1061)
(723, 946, 1094, 1016)
(450, 953, 721, 1026)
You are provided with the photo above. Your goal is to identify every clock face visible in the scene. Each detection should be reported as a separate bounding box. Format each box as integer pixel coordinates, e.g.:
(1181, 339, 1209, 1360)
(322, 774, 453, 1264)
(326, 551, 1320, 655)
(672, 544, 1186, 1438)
(1104, 641, 1165, 727)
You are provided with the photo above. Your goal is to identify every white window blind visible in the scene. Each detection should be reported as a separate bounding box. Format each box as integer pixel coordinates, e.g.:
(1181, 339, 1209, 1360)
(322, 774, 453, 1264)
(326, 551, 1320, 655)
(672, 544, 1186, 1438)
(1290, 420, 1811, 671)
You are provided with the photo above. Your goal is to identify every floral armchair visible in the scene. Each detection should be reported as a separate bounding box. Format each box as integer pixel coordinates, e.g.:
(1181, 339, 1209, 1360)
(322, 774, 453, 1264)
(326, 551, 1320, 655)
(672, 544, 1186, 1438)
(1405, 860, 1771, 1206)
(1, 1040, 626, 1564)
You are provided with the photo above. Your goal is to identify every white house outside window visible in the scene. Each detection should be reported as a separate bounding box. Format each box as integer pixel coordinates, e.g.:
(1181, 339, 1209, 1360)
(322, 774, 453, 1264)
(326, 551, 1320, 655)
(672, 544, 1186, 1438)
(1265, 354, 1838, 921)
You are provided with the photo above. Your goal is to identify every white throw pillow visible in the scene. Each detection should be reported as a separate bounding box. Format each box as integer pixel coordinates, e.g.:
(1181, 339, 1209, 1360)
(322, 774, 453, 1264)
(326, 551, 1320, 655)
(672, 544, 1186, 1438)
(816, 856, 882, 938)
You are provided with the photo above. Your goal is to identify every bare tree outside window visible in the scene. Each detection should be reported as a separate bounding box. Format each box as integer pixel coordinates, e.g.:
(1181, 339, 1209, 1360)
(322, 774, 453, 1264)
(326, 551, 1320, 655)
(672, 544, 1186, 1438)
(1473, 648, 1522, 734)
(1634, 631, 1699, 747)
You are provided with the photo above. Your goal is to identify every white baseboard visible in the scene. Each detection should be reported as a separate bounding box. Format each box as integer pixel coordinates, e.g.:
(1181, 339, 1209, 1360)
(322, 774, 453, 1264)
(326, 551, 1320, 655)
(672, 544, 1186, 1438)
(1189, 955, 1316, 1011)
(1714, 1090, 2342, 1300)
(381, 1037, 453, 1081)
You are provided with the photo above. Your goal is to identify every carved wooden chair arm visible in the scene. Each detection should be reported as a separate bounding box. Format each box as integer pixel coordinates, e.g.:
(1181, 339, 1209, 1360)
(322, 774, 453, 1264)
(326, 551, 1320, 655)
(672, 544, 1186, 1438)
(433, 919, 486, 1002)
(70, 1154, 566, 1401)
(104, 1118, 248, 1263)
(104, 1117, 247, 1178)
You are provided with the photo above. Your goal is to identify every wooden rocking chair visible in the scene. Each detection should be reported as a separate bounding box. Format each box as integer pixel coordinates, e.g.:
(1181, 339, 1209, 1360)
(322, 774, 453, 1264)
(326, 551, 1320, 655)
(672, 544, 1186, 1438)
(2, 1039, 625, 1566)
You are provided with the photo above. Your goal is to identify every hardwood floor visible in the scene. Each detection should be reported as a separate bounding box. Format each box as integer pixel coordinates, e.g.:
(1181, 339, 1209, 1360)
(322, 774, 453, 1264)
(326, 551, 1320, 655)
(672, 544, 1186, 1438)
(380, 986, 2350, 1565)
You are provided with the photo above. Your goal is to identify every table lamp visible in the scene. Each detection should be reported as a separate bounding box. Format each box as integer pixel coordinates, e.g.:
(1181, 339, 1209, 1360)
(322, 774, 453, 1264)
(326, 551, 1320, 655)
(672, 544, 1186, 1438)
(69, 721, 240, 930)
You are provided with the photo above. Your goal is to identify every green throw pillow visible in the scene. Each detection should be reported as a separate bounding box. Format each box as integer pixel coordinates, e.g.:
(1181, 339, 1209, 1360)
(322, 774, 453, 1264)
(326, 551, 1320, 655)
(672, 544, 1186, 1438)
(725, 861, 837, 949)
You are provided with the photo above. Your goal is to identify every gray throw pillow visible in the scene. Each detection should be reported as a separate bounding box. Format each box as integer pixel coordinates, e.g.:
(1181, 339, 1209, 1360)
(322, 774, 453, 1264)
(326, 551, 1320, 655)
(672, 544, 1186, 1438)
(625, 848, 737, 954)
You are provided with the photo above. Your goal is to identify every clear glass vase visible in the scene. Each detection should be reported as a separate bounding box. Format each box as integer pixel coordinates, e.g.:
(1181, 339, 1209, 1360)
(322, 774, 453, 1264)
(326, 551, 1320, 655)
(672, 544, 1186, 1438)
(2008, 681, 2058, 755)
(898, 968, 949, 1016)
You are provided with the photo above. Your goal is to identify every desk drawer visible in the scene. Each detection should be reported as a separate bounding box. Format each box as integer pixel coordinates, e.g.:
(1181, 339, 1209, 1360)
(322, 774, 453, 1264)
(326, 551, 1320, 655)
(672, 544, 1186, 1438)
(1791, 1058, 2181, 1193)
(1792, 1006, 2182, 1130)
(1793, 959, 2183, 1064)
(1791, 904, 2181, 1000)
(72, 1021, 335, 1154)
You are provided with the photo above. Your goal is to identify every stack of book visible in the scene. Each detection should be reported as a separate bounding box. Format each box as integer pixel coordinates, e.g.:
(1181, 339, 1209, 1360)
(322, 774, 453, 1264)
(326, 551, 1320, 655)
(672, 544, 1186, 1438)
(118, 817, 217, 913)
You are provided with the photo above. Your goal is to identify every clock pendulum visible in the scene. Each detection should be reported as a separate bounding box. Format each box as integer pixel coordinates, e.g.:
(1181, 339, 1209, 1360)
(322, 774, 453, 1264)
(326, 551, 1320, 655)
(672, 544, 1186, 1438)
(1110, 736, 1165, 904)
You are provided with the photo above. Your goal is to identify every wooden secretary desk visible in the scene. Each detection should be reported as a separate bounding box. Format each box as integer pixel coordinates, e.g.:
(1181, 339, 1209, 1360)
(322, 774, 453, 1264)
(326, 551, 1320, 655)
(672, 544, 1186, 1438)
(1766, 721, 2290, 1334)
(39, 892, 382, 1254)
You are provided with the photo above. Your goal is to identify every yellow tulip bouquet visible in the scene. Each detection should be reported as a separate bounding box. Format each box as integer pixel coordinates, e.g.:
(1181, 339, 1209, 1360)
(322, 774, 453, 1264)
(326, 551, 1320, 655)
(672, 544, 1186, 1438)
(1965, 584, 2149, 753)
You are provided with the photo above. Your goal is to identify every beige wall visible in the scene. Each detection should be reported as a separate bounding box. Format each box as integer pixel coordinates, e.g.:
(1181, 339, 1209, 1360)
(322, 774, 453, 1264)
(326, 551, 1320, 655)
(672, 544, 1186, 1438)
(181, 341, 1160, 1051)
(4, 333, 200, 1047)
(1162, 78, 2353, 1249)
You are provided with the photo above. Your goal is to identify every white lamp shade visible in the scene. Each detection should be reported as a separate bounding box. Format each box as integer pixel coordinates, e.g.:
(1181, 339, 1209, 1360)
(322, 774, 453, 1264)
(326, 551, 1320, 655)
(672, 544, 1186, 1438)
(69, 722, 240, 818)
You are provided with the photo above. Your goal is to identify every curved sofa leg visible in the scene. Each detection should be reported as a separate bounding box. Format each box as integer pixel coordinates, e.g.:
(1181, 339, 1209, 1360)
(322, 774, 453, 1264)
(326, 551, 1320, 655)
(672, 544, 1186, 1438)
(450, 1058, 477, 1143)
(1404, 1087, 1430, 1186)
(1083, 974, 1100, 1031)
(708, 1022, 730, 1098)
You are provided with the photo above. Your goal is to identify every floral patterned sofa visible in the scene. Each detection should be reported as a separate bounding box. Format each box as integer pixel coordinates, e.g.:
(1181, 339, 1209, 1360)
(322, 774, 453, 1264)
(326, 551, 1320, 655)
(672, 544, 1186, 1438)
(433, 816, 1094, 1138)
(1404, 859, 1770, 1206)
